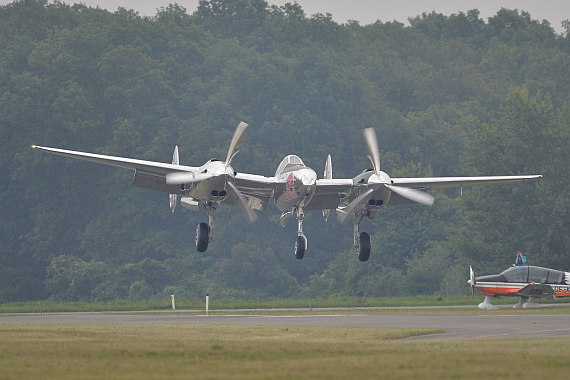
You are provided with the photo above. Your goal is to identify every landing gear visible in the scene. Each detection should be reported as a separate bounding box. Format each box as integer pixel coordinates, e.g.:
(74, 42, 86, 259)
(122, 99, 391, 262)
(195, 222, 209, 252)
(514, 296, 541, 309)
(353, 213, 371, 262)
(294, 234, 306, 259)
(195, 203, 217, 252)
(478, 295, 499, 310)
(358, 232, 371, 262)
(291, 206, 307, 259)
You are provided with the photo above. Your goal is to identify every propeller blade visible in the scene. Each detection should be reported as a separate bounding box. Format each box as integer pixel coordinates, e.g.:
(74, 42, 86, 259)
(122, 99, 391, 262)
(363, 128, 381, 175)
(225, 121, 249, 167)
(386, 184, 434, 206)
(337, 188, 375, 223)
(322, 154, 333, 222)
(165, 171, 214, 185)
(227, 181, 257, 223)
(468, 265, 475, 296)
(169, 145, 180, 213)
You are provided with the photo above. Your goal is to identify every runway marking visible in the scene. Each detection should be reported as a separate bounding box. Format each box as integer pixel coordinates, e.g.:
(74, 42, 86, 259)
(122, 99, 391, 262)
(477, 328, 570, 339)
(248, 314, 347, 318)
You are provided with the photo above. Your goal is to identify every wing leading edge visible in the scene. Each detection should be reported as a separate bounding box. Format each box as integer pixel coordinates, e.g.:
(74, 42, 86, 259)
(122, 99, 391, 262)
(31, 145, 198, 174)
(391, 175, 543, 190)
(30, 146, 277, 207)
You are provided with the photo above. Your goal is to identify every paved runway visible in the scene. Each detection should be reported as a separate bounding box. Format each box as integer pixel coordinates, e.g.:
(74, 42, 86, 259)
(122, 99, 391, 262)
(2, 312, 570, 340)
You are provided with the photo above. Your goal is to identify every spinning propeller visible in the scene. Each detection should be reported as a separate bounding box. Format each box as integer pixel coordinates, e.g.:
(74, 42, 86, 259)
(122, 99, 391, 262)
(364, 127, 434, 206)
(468, 266, 475, 296)
(165, 122, 256, 223)
(338, 128, 434, 223)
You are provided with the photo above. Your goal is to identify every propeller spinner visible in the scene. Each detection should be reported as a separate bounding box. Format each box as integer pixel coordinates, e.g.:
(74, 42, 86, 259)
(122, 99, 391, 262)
(363, 127, 434, 206)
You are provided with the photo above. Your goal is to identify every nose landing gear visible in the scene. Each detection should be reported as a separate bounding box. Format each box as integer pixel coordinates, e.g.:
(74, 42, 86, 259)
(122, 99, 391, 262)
(294, 207, 308, 259)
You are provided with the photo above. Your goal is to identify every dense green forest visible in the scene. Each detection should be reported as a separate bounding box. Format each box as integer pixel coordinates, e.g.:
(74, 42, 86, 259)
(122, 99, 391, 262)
(0, 0, 568, 303)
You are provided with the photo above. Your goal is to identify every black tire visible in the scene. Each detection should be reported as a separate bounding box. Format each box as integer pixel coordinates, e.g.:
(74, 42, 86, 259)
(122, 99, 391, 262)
(196, 222, 209, 252)
(358, 232, 371, 262)
(294, 235, 306, 260)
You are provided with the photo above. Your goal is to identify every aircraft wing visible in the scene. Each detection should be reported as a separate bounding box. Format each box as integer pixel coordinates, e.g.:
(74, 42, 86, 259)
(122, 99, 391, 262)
(386, 175, 542, 205)
(391, 175, 543, 190)
(515, 283, 555, 298)
(31, 145, 200, 195)
(305, 179, 354, 210)
(306, 175, 543, 209)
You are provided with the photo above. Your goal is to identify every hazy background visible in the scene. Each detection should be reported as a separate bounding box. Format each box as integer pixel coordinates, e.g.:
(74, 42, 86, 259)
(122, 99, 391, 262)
(2, 0, 569, 33)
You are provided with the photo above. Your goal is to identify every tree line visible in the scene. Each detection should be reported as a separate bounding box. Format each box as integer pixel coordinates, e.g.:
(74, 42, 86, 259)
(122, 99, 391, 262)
(0, 0, 568, 302)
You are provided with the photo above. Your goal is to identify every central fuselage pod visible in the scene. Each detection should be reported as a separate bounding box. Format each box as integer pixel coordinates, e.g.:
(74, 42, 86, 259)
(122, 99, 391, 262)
(273, 155, 317, 211)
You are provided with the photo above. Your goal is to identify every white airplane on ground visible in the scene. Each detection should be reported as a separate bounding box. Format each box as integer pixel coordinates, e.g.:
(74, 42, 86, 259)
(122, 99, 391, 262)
(32, 124, 542, 260)
(469, 265, 570, 309)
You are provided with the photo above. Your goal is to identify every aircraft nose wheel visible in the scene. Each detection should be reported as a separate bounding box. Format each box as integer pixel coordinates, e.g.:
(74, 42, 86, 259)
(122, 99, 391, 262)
(357, 232, 371, 262)
(195, 222, 209, 252)
(294, 234, 307, 259)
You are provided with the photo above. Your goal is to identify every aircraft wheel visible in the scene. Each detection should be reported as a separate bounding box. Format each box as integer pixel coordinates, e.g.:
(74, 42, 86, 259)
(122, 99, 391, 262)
(196, 222, 209, 252)
(294, 235, 306, 260)
(358, 232, 371, 262)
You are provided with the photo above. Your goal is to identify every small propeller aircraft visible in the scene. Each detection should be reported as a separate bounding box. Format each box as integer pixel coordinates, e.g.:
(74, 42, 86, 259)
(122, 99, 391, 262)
(32, 122, 261, 253)
(468, 265, 570, 309)
(247, 127, 542, 261)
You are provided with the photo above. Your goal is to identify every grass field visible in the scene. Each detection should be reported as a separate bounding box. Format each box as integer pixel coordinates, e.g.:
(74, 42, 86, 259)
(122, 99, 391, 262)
(2, 295, 570, 313)
(1, 324, 570, 379)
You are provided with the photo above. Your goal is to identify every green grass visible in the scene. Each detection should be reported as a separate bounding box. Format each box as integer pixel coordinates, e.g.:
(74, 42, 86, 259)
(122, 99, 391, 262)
(0, 295, 564, 313)
(1, 295, 569, 314)
(1, 324, 569, 379)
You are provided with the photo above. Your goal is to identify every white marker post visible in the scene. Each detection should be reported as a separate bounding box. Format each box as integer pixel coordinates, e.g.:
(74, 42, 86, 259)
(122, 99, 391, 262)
(206, 294, 209, 316)
(171, 293, 175, 310)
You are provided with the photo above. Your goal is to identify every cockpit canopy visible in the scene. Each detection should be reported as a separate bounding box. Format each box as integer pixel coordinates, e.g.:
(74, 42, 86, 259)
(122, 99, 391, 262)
(480, 265, 567, 284)
(275, 155, 305, 176)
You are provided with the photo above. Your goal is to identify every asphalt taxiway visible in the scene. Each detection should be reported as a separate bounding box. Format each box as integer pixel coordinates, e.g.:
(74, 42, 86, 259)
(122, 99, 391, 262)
(2, 311, 570, 340)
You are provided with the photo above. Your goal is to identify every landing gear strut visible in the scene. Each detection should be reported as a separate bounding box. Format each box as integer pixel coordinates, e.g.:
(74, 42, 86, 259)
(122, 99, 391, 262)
(195, 203, 217, 252)
(353, 213, 371, 262)
(294, 207, 307, 259)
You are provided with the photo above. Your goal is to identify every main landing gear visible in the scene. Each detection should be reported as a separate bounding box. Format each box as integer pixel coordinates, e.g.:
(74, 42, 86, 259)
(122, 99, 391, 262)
(353, 213, 371, 262)
(281, 207, 308, 259)
(195, 203, 216, 252)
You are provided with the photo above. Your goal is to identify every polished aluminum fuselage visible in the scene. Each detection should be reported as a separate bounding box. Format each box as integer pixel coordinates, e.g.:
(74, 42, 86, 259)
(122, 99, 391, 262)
(273, 155, 317, 212)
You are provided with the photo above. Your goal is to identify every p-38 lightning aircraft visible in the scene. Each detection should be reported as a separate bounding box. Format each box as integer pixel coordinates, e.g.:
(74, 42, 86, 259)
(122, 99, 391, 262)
(246, 128, 542, 261)
(33, 124, 542, 261)
(469, 265, 570, 309)
(32, 122, 261, 253)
